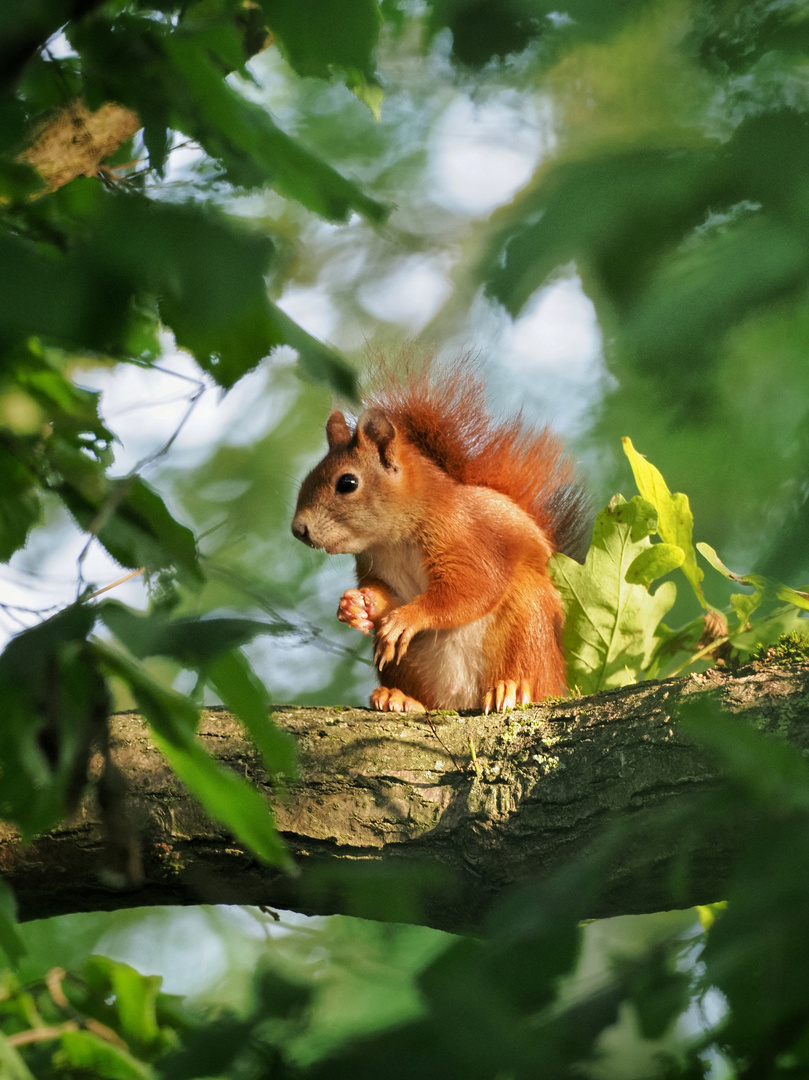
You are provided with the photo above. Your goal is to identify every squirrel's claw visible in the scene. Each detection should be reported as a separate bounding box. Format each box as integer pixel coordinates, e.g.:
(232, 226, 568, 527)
(374, 613, 416, 670)
(483, 679, 532, 714)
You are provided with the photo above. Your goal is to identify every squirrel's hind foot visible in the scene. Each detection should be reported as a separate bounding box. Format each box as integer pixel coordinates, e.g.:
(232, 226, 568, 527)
(370, 686, 426, 713)
(483, 680, 533, 714)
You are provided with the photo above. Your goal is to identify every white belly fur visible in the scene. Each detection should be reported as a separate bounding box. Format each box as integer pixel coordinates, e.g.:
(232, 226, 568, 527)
(362, 541, 491, 710)
(402, 619, 492, 710)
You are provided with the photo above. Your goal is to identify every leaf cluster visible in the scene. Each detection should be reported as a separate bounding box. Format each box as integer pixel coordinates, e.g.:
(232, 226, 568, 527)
(0, 954, 193, 1080)
(551, 438, 809, 694)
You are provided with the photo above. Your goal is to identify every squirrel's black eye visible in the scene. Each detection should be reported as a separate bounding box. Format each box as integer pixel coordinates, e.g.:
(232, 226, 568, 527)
(335, 473, 359, 494)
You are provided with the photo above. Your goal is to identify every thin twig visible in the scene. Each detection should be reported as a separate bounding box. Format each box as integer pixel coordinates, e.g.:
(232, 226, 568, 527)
(86, 567, 145, 600)
(75, 475, 137, 599)
(43, 966, 129, 1048)
(105, 387, 204, 418)
(123, 358, 206, 384)
(75, 373, 205, 597)
(467, 736, 481, 778)
(7, 1022, 79, 1047)
(0, 600, 64, 619)
(204, 560, 375, 664)
(422, 712, 464, 773)
(45, 967, 69, 1009)
(131, 380, 205, 472)
(668, 635, 730, 678)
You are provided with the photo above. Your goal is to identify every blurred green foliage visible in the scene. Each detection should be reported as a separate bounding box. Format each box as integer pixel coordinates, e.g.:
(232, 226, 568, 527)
(3, 0, 809, 1077)
(0, 0, 388, 879)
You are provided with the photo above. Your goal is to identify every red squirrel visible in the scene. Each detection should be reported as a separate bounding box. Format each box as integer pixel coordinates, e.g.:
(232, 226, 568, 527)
(291, 363, 589, 714)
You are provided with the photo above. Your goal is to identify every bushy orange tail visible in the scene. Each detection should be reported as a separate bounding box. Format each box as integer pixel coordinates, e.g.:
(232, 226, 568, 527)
(365, 360, 590, 559)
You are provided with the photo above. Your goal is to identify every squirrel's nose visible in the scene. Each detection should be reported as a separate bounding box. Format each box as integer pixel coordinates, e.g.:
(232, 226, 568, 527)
(291, 518, 311, 544)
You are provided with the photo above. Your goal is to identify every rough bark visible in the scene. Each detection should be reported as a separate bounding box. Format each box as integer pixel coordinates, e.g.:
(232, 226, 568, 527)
(2, 660, 808, 934)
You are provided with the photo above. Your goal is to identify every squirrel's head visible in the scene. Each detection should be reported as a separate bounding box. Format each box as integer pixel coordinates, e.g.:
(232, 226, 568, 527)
(291, 408, 413, 554)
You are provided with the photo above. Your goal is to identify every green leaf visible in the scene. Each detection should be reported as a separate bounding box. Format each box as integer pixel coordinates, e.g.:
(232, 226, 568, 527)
(697, 541, 753, 585)
(97, 603, 297, 775)
(98, 957, 165, 1056)
(428, 0, 546, 65)
(0, 605, 106, 838)
(268, 301, 358, 399)
(166, 63, 388, 221)
(625, 543, 684, 588)
(624, 215, 808, 370)
(626, 950, 690, 1040)
(731, 605, 808, 659)
(156, 1016, 253, 1079)
(352, 79, 384, 121)
(206, 649, 297, 777)
(258, 0, 381, 88)
(0, 880, 25, 968)
(18, 345, 113, 446)
(2, 81, 364, 399)
(56, 1029, 153, 1080)
(156, 731, 290, 868)
(85, 194, 358, 396)
(680, 698, 809, 812)
(71, 15, 388, 220)
(622, 437, 705, 605)
(18, 51, 83, 114)
(0, 159, 43, 201)
(87, 195, 281, 391)
(698, 541, 809, 615)
(729, 590, 763, 629)
(60, 475, 203, 586)
(549, 495, 677, 694)
(64, 954, 191, 1059)
(0, 445, 41, 561)
(482, 143, 722, 316)
(94, 643, 290, 867)
(0, 1035, 37, 1080)
(775, 583, 809, 612)
(97, 602, 278, 664)
(0, 230, 88, 355)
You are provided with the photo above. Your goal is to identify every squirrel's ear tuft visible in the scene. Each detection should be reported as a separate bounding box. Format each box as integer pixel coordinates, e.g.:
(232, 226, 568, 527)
(326, 411, 353, 449)
(359, 408, 399, 469)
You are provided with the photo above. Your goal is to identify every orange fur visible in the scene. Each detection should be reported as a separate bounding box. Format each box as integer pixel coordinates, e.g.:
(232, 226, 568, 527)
(291, 362, 589, 713)
(366, 359, 589, 558)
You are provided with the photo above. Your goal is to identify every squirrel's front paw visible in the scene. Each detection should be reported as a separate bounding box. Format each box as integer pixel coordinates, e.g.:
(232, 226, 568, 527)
(337, 588, 375, 635)
(483, 679, 533, 714)
(374, 611, 417, 670)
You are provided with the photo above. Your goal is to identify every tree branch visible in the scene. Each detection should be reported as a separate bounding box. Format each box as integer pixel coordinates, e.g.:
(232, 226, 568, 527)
(2, 660, 808, 934)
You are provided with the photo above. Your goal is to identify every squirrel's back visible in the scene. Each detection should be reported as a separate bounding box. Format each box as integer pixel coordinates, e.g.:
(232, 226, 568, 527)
(365, 361, 590, 559)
